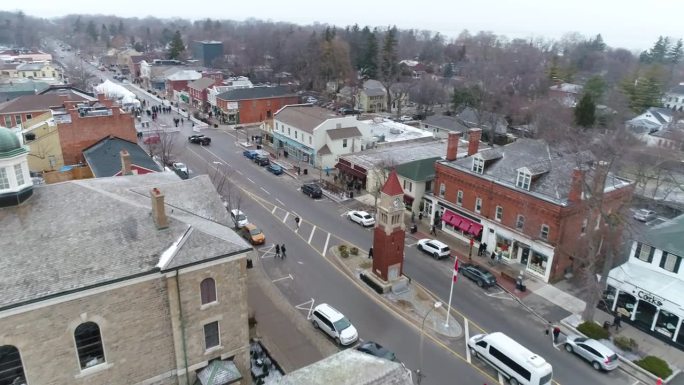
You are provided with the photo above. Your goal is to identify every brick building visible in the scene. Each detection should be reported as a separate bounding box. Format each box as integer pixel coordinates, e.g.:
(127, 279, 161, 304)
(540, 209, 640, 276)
(165, 70, 202, 97)
(188, 77, 217, 110)
(216, 86, 297, 125)
(426, 130, 634, 282)
(0, 90, 93, 128)
(0, 172, 253, 385)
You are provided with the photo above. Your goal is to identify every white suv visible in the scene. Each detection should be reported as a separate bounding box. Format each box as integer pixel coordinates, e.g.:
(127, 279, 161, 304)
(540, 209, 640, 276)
(310, 303, 358, 346)
(417, 239, 451, 259)
(348, 210, 376, 227)
(230, 209, 248, 228)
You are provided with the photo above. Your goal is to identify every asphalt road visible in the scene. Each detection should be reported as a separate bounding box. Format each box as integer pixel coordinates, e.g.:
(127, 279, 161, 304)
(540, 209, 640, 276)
(52, 42, 648, 385)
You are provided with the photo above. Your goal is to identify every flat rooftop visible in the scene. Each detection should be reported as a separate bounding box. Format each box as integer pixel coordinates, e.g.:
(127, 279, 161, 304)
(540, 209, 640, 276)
(360, 118, 432, 143)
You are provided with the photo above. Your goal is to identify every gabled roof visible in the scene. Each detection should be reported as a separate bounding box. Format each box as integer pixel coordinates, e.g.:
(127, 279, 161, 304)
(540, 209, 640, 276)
(642, 214, 684, 255)
(395, 156, 441, 182)
(327, 126, 362, 140)
(423, 115, 468, 132)
(188, 77, 215, 91)
(83, 136, 162, 177)
(381, 169, 404, 196)
(16, 62, 49, 71)
(363, 79, 386, 97)
(0, 93, 89, 114)
(275, 105, 339, 134)
(0, 173, 251, 311)
(216, 85, 294, 102)
(667, 84, 684, 95)
(456, 106, 508, 134)
(317, 144, 331, 155)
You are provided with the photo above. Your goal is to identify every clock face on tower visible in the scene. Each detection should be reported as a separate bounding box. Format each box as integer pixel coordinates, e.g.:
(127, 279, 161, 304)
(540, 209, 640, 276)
(392, 197, 402, 209)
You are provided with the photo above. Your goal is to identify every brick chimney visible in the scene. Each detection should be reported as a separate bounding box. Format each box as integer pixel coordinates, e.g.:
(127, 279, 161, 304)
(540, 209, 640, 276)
(592, 160, 610, 196)
(151, 188, 169, 229)
(120, 149, 132, 175)
(446, 131, 462, 161)
(568, 168, 584, 203)
(97, 93, 106, 103)
(467, 128, 482, 156)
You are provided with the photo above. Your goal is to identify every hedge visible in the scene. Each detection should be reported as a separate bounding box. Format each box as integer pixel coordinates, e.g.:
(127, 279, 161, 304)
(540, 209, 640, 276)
(634, 356, 672, 379)
(360, 272, 384, 294)
(577, 321, 610, 340)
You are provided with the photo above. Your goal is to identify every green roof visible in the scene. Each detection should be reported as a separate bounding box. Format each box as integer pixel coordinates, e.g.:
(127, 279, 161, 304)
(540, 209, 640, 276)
(0, 127, 27, 158)
(395, 156, 440, 182)
(643, 215, 684, 255)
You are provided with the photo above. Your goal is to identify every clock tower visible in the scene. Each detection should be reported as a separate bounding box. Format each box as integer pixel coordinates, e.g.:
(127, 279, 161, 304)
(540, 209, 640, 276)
(372, 169, 406, 282)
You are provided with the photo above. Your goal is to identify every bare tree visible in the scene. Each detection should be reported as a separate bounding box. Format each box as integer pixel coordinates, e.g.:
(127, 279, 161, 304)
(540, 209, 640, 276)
(410, 77, 447, 115)
(368, 157, 398, 210)
(145, 130, 177, 168)
(209, 163, 244, 229)
(63, 58, 95, 91)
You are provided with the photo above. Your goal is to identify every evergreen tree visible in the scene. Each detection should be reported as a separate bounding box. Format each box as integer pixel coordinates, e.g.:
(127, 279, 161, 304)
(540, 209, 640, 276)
(667, 39, 683, 65)
(358, 27, 378, 78)
(86, 20, 98, 42)
(584, 75, 606, 102)
(574, 93, 596, 128)
(167, 30, 185, 60)
(74, 16, 82, 33)
(443, 63, 454, 78)
(620, 70, 664, 113)
(118, 20, 125, 35)
(379, 26, 399, 111)
(590, 34, 606, 52)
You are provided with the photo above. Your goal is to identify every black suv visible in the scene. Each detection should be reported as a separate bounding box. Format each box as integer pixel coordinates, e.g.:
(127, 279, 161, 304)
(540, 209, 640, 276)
(188, 135, 211, 145)
(301, 183, 323, 199)
(255, 154, 270, 166)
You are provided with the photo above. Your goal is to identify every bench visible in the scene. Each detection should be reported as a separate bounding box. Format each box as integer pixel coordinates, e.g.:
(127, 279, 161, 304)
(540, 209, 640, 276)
(500, 271, 517, 285)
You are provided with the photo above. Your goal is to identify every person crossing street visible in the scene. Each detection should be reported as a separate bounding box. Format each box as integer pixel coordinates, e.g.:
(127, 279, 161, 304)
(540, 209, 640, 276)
(281, 244, 286, 258)
(275, 244, 281, 259)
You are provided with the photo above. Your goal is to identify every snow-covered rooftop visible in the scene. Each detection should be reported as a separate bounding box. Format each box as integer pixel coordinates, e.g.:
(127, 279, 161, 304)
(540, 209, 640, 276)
(359, 118, 432, 144)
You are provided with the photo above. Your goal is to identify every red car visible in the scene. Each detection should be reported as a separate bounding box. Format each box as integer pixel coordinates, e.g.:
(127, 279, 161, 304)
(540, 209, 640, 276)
(143, 135, 160, 144)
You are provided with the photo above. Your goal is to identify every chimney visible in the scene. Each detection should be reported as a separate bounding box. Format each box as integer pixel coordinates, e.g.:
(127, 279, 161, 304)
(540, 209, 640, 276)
(151, 188, 169, 229)
(592, 160, 610, 197)
(446, 131, 461, 161)
(568, 168, 584, 203)
(120, 149, 132, 175)
(467, 128, 482, 156)
(97, 93, 106, 103)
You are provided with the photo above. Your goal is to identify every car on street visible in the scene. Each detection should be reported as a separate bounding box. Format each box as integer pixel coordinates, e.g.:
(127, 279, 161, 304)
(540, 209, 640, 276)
(356, 341, 398, 362)
(310, 303, 358, 346)
(301, 183, 323, 199)
(254, 154, 270, 166)
(564, 336, 619, 371)
(230, 209, 249, 228)
(143, 135, 160, 145)
(240, 223, 265, 245)
(266, 164, 283, 175)
(171, 162, 189, 179)
(399, 115, 412, 121)
(416, 239, 451, 259)
(306, 96, 318, 104)
(348, 210, 376, 227)
(188, 134, 211, 145)
(459, 263, 497, 288)
(243, 149, 258, 159)
(633, 209, 657, 222)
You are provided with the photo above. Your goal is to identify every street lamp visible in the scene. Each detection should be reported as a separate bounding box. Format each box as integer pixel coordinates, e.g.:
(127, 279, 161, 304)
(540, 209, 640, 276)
(417, 301, 442, 384)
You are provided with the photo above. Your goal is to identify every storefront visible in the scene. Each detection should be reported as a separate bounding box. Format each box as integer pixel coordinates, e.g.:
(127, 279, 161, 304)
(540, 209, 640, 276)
(273, 132, 314, 166)
(435, 203, 483, 242)
(606, 263, 684, 349)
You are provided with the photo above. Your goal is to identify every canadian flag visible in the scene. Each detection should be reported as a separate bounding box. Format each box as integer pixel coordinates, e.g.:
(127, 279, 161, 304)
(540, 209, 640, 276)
(453, 258, 459, 282)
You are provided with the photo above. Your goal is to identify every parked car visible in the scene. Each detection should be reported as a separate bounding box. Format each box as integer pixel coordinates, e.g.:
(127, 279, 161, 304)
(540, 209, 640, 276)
(310, 303, 358, 346)
(306, 96, 318, 104)
(564, 336, 619, 371)
(171, 162, 189, 179)
(348, 210, 376, 227)
(254, 154, 270, 166)
(188, 135, 211, 145)
(459, 263, 497, 288)
(633, 209, 657, 222)
(266, 164, 283, 175)
(243, 149, 258, 159)
(416, 239, 451, 259)
(356, 341, 398, 362)
(240, 223, 265, 245)
(301, 183, 323, 199)
(230, 209, 249, 228)
(143, 135, 160, 145)
(399, 115, 412, 121)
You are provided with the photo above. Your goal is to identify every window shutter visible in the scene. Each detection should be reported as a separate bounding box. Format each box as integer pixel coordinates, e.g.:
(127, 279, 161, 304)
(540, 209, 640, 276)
(660, 252, 668, 269)
(674, 255, 683, 274)
(648, 246, 655, 263)
(634, 243, 642, 259)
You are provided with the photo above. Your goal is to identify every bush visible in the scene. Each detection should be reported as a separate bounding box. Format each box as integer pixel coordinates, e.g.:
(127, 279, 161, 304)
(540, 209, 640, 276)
(360, 272, 383, 294)
(339, 245, 349, 258)
(350, 246, 359, 256)
(577, 321, 610, 340)
(634, 356, 672, 379)
(613, 335, 638, 352)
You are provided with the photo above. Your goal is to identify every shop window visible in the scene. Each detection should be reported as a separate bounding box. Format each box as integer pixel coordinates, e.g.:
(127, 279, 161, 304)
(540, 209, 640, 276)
(678, 320, 684, 345)
(472, 157, 484, 174)
(634, 300, 658, 331)
(495, 206, 503, 221)
(456, 190, 463, 206)
(0, 345, 27, 385)
(204, 321, 220, 350)
(655, 310, 679, 339)
(439, 183, 445, 197)
(475, 197, 482, 213)
(74, 322, 106, 369)
(515, 215, 525, 231)
(495, 234, 512, 259)
(540, 224, 549, 240)
(403, 180, 412, 192)
(615, 292, 637, 317)
(659, 252, 682, 273)
(200, 278, 217, 305)
(528, 251, 548, 274)
(516, 171, 531, 190)
(635, 243, 655, 263)
(342, 139, 348, 148)
(601, 285, 617, 310)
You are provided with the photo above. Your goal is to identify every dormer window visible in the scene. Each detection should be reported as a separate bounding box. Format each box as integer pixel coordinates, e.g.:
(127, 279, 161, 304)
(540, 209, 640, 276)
(472, 157, 484, 174)
(516, 171, 531, 190)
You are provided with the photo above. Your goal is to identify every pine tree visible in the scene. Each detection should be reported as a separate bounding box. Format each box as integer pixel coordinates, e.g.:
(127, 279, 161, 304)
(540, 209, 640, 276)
(379, 26, 399, 111)
(584, 76, 606, 102)
(667, 39, 683, 65)
(86, 20, 98, 42)
(574, 93, 596, 128)
(167, 30, 185, 60)
(359, 27, 378, 79)
(74, 16, 82, 33)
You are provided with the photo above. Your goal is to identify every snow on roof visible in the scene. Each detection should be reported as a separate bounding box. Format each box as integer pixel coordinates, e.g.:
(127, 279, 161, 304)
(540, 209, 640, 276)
(609, 262, 684, 311)
(359, 118, 432, 143)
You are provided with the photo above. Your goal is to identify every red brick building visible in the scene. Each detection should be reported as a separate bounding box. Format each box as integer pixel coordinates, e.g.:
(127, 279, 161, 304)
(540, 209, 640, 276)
(426, 130, 634, 282)
(165, 70, 202, 97)
(188, 77, 216, 110)
(216, 86, 297, 124)
(0, 91, 92, 128)
(56, 94, 138, 164)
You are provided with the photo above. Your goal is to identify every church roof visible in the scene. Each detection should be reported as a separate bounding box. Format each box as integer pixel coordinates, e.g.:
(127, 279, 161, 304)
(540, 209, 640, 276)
(381, 169, 404, 196)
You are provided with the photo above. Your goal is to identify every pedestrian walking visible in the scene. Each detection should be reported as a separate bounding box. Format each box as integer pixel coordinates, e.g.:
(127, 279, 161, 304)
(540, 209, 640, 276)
(478, 242, 485, 256)
(275, 244, 280, 258)
(490, 251, 496, 261)
(613, 314, 622, 330)
(368, 247, 373, 259)
(430, 225, 437, 235)
(281, 244, 286, 258)
(411, 211, 415, 223)
(294, 216, 300, 229)
(181, 117, 184, 125)
(552, 325, 561, 343)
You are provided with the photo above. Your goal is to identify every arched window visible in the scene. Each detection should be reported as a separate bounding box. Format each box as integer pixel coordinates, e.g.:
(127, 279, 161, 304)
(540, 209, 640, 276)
(74, 322, 105, 369)
(0, 345, 26, 385)
(200, 278, 217, 305)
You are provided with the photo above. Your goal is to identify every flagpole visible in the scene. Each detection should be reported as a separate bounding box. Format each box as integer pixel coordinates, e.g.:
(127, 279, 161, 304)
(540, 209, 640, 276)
(445, 257, 457, 327)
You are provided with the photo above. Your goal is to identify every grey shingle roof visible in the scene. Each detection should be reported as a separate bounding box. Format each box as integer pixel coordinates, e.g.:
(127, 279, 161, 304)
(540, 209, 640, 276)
(423, 115, 468, 132)
(0, 173, 251, 310)
(327, 126, 362, 140)
(0, 93, 89, 114)
(275, 105, 340, 134)
(317, 144, 331, 155)
(642, 214, 684, 255)
(216, 85, 294, 101)
(668, 84, 684, 95)
(188, 77, 215, 91)
(83, 137, 162, 177)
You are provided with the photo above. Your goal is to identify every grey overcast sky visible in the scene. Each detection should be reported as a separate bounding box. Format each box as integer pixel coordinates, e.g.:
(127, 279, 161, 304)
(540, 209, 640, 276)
(7, 0, 683, 50)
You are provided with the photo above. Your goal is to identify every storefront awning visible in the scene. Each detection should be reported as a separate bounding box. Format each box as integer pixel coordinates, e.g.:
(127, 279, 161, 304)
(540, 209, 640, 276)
(442, 210, 482, 236)
(335, 162, 367, 179)
(404, 194, 414, 203)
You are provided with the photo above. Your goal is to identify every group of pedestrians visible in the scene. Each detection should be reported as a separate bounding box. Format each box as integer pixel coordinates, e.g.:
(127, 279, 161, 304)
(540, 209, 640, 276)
(274, 244, 287, 259)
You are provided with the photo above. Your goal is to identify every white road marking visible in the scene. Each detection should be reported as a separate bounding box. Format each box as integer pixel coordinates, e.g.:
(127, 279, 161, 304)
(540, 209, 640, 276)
(465, 318, 471, 363)
(308, 226, 316, 244)
(247, 177, 255, 184)
(498, 372, 504, 384)
(341, 211, 350, 217)
(260, 187, 270, 195)
(295, 298, 315, 319)
(282, 212, 289, 223)
(236, 170, 243, 175)
(323, 233, 331, 254)
(271, 207, 277, 214)
(276, 198, 284, 206)
(272, 274, 293, 283)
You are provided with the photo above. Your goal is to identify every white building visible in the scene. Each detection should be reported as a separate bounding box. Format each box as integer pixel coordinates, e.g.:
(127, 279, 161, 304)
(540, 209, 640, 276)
(664, 83, 684, 112)
(606, 215, 684, 348)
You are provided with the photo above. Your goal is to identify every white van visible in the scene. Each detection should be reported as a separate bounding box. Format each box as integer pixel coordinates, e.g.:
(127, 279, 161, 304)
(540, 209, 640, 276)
(468, 332, 553, 385)
(230, 209, 248, 228)
(310, 303, 358, 346)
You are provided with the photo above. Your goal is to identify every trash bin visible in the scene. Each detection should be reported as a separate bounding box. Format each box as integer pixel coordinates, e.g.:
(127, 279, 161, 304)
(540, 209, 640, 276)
(303, 169, 308, 175)
(516, 278, 526, 291)
(256, 145, 262, 150)
(246, 259, 253, 269)
(349, 191, 354, 199)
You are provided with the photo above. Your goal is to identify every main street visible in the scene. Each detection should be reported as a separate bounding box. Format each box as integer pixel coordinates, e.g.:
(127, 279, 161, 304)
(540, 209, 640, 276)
(55, 44, 645, 384)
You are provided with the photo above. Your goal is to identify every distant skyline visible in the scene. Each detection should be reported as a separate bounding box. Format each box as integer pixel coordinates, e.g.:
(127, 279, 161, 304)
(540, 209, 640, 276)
(6, 0, 683, 51)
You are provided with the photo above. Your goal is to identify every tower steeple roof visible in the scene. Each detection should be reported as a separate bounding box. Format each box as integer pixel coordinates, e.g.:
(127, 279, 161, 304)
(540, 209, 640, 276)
(381, 169, 404, 196)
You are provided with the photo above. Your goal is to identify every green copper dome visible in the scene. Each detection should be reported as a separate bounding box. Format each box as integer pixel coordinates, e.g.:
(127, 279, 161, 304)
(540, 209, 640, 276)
(0, 127, 26, 158)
